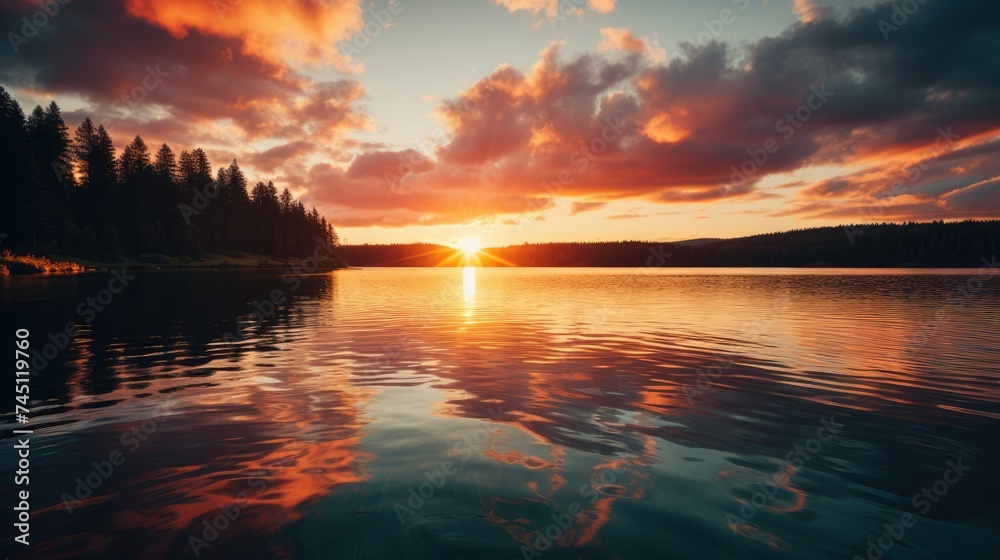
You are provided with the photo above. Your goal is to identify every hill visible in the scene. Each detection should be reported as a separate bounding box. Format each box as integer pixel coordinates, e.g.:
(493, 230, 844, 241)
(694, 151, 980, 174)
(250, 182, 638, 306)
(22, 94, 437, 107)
(338, 221, 999, 268)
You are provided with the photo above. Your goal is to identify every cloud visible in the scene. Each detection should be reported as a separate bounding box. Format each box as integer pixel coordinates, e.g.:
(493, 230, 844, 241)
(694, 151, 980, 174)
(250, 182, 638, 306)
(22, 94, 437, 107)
(493, 0, 562, 18)
(347, 149, 434, 181)
(246, 141, 316, 173)
(598, 28, 667, 63)
(292, 80, 373, 139)
(606, 213, 648, 220)
(123, 0, 365, 72)
(776, 137, 1000, 221)
(792, 0, 822, 23)
(569, 201, 607, 215)
(0, 0, 372, 186)
(587, 0, 617, 14)
(303, 0, 1000, 227)
(493, 0, 615, 20)
(4, 0, 999, 231)
(598, 27, 645, 53)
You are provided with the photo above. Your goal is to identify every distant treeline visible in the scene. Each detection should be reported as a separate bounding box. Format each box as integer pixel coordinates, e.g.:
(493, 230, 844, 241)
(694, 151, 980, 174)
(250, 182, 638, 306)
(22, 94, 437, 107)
(340, 221, 1000, 267)
(0, 86, 337, 261)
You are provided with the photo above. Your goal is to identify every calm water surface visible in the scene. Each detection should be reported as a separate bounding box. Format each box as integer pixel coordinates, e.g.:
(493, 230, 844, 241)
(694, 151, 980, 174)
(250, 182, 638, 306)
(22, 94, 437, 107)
(1, 268, 998, 559)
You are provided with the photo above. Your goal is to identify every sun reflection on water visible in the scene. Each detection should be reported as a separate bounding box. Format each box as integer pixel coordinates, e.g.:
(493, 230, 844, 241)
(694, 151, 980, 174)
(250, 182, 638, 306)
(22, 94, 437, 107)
(463, 266, 476, 310)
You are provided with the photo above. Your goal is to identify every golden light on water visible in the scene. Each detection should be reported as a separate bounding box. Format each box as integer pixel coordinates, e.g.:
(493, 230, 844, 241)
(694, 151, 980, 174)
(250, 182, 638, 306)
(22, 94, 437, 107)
(463, 265, 476, 305)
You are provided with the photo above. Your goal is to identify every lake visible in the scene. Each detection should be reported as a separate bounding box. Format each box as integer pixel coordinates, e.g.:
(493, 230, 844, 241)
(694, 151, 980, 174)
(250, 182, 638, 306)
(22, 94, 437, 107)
(1, 267, 998, 559)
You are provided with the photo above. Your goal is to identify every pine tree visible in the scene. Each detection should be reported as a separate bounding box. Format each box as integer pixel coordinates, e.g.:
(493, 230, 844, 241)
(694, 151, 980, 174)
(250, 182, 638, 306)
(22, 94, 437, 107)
(119, 135, 152, 179)
(222, 159, 251, 251)
(26, 102, 75, 188)
(118, 136, 161, 253)
(0, 94, 349, 262)
(151, 143, 194, 255)
(88, 125, 118, 229)
(0, 86, 33, 252)
(153, 143, 177, 182)
(24, 102, 74, 251)
(191, 149, 212, 184)
(251, 180, 281, 254)
(73, 117, 97, 182)
(178, 150, 195, 186)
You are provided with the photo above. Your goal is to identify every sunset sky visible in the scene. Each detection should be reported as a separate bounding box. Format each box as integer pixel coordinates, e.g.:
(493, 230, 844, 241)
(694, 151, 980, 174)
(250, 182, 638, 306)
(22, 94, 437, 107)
(2, 0, 998, 245)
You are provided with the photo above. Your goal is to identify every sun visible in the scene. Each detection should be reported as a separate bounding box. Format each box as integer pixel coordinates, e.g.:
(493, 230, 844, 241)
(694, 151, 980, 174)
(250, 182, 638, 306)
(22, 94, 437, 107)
(457, 237, 481, 255)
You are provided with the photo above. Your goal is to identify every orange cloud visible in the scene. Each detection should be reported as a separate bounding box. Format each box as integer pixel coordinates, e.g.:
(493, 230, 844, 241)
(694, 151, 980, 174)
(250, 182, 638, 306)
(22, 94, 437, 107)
(776, 137, 1000, 222)
(493, 0, 561, 18)
(587, 0, 617, 14)
(793, 0, 820, 23)
(302, 13, 1000, 229)
(124, 0, 364, 71)
(16, 0, 993, 232)
(598, 28, 667, 63)
(494, 0, 615, 20)
(598, 27, 645, 54)
(570, 201, 607, 215)
(642, 112, 689, 143)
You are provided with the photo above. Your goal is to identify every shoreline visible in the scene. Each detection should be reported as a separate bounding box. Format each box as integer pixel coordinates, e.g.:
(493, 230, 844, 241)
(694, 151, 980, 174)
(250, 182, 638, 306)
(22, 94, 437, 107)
(6, 262, 992, 275)
(1, 251, 349, 276)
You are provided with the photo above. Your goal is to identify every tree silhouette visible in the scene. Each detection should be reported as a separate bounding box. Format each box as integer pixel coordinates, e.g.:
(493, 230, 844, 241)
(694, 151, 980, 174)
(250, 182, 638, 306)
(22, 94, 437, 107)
(19, 101, 75, 252)
(153, 143, 177, 182)
(0, 86, 341, 264)
(72, 120, 118, 243)
(0, 87, 34, 250)
(339, 221, 1000, 268)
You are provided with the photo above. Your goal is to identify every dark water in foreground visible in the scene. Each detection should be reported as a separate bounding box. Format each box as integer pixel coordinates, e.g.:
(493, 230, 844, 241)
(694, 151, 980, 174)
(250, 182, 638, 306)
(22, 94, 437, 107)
(1, 267, 998, 559)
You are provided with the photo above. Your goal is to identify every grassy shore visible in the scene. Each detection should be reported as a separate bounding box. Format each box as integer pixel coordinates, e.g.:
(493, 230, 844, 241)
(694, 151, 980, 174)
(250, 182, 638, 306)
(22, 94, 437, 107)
(1, 251, 88, 275)
(1, 250, 347, 275)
